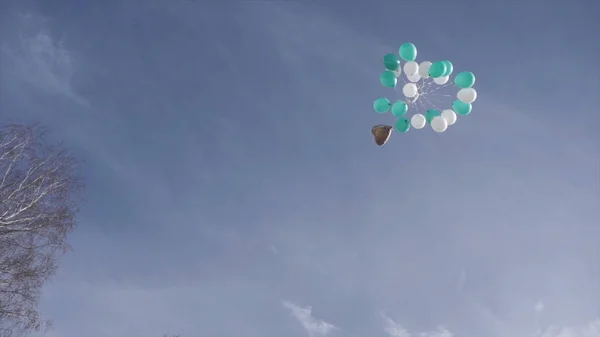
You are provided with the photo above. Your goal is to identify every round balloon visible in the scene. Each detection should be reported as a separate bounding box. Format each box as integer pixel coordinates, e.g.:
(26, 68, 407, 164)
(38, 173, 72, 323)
(399, 42, 417, 61)
(395, 118, 411, 133)
(457, 88, 477, 103)
(402, 83, 418, 98)
(380, 71, 397, 88)
(407, 73, 421, 82)
(431, 116, 448, 132)
(433, 76, 449, 85)
(441, 109, 457, 125)
(373, 97, 391, 113)
(403, 61, 419, 77)
(384, 53, 400, 71)
(426, 109, 441, 123)
(441, 61, 454, 76)
(429, 61, 447, 78)
(391, 101, 408, 116)
(411, 114, 426, 129)
(452, 100, 472, 115)
(392, 68, 402, 77)
(454, 72, 476, 88)
(418, 61, 432, 78)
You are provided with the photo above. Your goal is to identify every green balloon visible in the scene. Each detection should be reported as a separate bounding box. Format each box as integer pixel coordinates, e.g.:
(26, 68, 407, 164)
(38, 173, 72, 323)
(380, 70, 397, 88)
(395, 118, 410, 133)
(384, 53, 400, 71)
(454, 72, 475, 88)
(426, 109, 440, 123)
(429, 62, 447, 78)
(373, 97, 391, 113)
(441, 60, 454, 76)
(398, 42, 417, 61)
(391, 101, 408, 117)
(453, 100, 472, 115)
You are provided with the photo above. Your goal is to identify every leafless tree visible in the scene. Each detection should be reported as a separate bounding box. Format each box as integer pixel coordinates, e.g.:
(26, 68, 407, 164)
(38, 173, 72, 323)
(0, 124, 83, 337)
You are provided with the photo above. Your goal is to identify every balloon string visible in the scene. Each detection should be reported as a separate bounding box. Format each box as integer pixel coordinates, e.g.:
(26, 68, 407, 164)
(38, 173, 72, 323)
(416, 90, 429, 114)
(422, 95, 446, 112)
(397, 73, 457, 116)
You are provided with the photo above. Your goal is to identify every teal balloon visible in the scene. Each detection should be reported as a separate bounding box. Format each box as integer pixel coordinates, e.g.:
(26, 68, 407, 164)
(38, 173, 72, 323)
(395, 118, 410, 133)
(373, 97, 391, 113)
(441, 60, 454, 76)
(454, 71, 476, 88)
(429, 62, 447, 78)
(453, 100, 472, 115)
(391, 101, 408, 117)
(384, 53, 400, 71)
(398, 42, 417, 61)
(425, 109, 440, 123)
(380, 70, 397, 88)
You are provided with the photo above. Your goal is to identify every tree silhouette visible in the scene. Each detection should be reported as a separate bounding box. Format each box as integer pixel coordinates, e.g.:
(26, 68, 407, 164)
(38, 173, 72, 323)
(0, 124, 83, 337)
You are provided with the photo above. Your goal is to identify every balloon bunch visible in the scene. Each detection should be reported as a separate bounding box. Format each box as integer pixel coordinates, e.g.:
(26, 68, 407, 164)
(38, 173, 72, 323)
(373, 42, 477, 136)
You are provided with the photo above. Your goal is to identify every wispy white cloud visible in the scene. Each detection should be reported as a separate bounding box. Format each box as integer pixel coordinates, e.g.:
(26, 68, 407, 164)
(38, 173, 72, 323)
(382, 313, 411, 337)
(382, 313, 452, 337)
(535, 300, 545, 314)
(1, 12, 89, 107)
(283, 300, 338, 337)
(536, 319, 600, 337)
(531, 300, 599, 337)
(419, 328, 454, 337)
(382, 310, 599, 337)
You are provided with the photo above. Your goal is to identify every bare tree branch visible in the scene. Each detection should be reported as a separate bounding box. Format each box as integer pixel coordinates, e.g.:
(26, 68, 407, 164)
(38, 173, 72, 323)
(0, 123, 83, 337)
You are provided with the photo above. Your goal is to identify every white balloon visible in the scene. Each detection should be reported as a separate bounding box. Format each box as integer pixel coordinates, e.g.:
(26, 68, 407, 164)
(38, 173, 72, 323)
(407, 73, 421, 82)
(411, 114, 427, 129)
(431, 116, 448, 132)
(402, 83, 418, 98)
(457, 88, 477, 103)
(441, 109, 457, 126)
(433, 76, 449, 85)
(403, 61, 419, 77)
(392, 68, 402, 77)
(418, 61, 432, 78)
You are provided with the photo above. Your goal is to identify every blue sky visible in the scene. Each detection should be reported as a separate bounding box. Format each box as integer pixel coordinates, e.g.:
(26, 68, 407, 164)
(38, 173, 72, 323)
(1, 0, 599, 336)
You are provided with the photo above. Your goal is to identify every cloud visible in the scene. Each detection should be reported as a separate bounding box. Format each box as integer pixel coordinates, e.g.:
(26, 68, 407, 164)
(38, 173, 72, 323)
(382, 311, 599, 337)
(419, 328, 453, 337)
(382, 313, 411, 337)
(283, 301, 339, 337)
(536, 319, 600, 337)
(382, 313, 453, 337)
(535, 301, 545, 314)
(1, 12, 89, 107)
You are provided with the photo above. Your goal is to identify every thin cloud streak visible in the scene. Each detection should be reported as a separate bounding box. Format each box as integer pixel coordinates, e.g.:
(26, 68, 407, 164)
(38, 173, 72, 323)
(382, 313, 412, 337)
(382, 313, 453, 337)
(1, 12, 89, 107)
(535, 319, 600, 337)
(283, 300, 339, 337)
